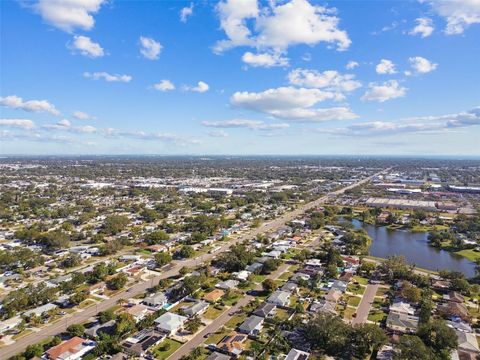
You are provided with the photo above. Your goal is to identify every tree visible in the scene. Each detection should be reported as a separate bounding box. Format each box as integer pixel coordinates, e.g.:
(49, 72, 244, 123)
(106, 273, 128, 290)
(394, 335, 431, 360)
(66, 323, 85, 337)
(155, 252, 172, 267)
(185, 316, 202, 333)
(302, 313, 351, 356)
(358, 262, 376, 276)
(401, 282, 422, 303)
(145, 230, 169, 245)
(101, 215, 129, 235)
(262, 279, 277, 294)
(351, 324, 387, 359)
(60, 254, 82, 268)
(141, 208, 158, 223)
(24, 343, 44, 359)
(98, 309, 115, 324)
(214, 244, 255, 272)
(176, 245, 195, 259)
(418, 320, 457, 359)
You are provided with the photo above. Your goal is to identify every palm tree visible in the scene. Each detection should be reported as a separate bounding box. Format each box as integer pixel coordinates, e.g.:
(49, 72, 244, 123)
(117, 298, 127, 307)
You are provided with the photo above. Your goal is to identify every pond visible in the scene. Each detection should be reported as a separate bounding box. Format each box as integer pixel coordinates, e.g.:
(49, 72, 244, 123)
(347, 218, 476, 278)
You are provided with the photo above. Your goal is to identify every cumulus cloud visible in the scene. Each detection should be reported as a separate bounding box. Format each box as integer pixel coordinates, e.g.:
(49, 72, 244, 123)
(361, 80, 407, 102)
(70, 35, 104, 58)
(83, 72, 132, 82)
(103, 129, 200, 146)
(73, 111, 95, 120)
(184, 81, 210, 93)
(0, 95, 60, 115)
(375, 59, 397, 74)
(153, 80, 175, 92)
(43, 119, 97, 133)
(202, 119, 290, 131)
(180, 3, 194, 22)
(410, 17, 435, 37)
(32, 0, 107, 32)
(214, 0, 350, 62)
(231, 87, 357, 122)
(408, 56, 438, 74)
(424, 0, 480, 35)
(346, 61, 359, 70)
(287, 69, 361, 93)
(0, 119, 36, 129)
(324, 106, 480, 136)
(242, 52, 289, 68)
(139, 36, 162, 60)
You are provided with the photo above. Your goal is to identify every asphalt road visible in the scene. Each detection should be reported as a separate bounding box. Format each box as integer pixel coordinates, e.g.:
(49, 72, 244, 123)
(167, 263, 290, 360)
(351, 284, 379, 325)
(0, 168, 389, 359)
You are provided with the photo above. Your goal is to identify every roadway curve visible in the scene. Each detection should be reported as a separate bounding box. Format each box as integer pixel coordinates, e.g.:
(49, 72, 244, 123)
(0, 168, 389, 359)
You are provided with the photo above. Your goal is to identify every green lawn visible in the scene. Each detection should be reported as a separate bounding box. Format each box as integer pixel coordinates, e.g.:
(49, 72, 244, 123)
(203, 305, 225, 320)
(375, 287, 390, 297)
(343, 306, 356, 320)
(353, 276, 369, 286)
(456, 249, 480, 261)
(368, 310, 387, 323)
(78, 299, 96, 309)
(278, 272, 292, 281)
(152, 338, 183, 360)
(205, 329, 230, 345)
(347, 296, 361, 307)
(225, 313, 248, 329)
(347, 284, 366, 295)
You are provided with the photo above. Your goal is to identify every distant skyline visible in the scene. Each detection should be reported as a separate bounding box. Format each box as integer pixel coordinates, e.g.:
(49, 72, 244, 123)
(1, 0, 480, 156)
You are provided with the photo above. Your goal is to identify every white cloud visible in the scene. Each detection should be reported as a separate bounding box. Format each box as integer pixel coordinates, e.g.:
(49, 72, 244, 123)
(410, 17, 435, 37)
(242, 52, 289, 67)
(408, 56, 438, 73)
(83, 72, 132, 82)
(375, 59, 397, 74)
(324, 107, 480, 136)
(202, 119, 290, 130)
(0, 119, 36, 129)
(185, 81, 210, 93)
(287, 69, 361, 93)
(0, 95, 60, 115)
(153, 80, 175, 92)
(346, 61, 359, 69)
(139, 36, 162, 60)
(43, 119, 97, 133)
(231, 87, 357, 122)
(73, 111, 95, 120)
(361, 80, 407, 102)
(180, 3, 194, 22)
(32, 0, 107, 33)
(424, 0, 480, 35)
(215, 0, 350, 56)
(207, 130, 229, 137)
(70, 35, 104, 58)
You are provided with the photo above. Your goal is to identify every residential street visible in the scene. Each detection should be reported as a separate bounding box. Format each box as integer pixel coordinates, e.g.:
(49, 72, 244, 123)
(167, 263, 290, 360)
(352, 284, 379, 325)
(0, 168, 388, 359)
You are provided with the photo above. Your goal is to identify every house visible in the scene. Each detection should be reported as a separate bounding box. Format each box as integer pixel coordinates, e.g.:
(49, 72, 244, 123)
(216, 331, 248, 356)
(155, 312, 187, 335)
(325, 289, 342, 303)
(456, 331, 480, 354)
(143, 292, 168, 308)
(267, 290, 291, 307)
(253, 302, 277, 318)
(215, 280, 239, 291)
(444, 291, 465, 303)
(281, 282, 298, 293)
(205, 352, 231, 360)
(204, 289, 225, 303)
(386, 312, 419, 333)
(45, 337, 96, 360)
(331, 280, 348, 292)
(309, 300, 337, 315)
(438, 302, 470, 322)
(234, 270, 250, 281)
(181, 300, 209, 318)
(447, 320, 472, 333)
(84, 320, 116, 339)
(0, 316, 21, 334)
(376, 345, 394, 360)
(125, 304, 150, 322)
(24, 303, 57, 318)
(122, 329, 165, 357)
(389, 301, 415, 315)
(285, 348, 310, 360)
(246, 262, 263, 273)
(237, 315, 264, 335)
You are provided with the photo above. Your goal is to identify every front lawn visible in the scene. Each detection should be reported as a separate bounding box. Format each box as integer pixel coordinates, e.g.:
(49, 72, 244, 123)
(456, 249, 480, 262)
(152, 338, 183, 360)
(203, 305, 225, 320)
(347, 284, 366, 295)
(347, 296, 361, 307)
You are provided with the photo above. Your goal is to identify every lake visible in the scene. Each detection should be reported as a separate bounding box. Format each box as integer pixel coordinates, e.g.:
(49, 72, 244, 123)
(347, 218, 476, 278)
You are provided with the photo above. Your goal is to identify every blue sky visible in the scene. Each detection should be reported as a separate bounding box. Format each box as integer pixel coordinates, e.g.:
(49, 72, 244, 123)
(1, 0, 479, 156)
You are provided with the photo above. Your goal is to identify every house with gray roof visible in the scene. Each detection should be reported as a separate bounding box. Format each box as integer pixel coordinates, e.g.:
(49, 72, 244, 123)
(285, 348, 310, 360)
(143, 292, 168, 308)
(181, 300, 209, 318)
(85, 320, 116, 339)
(386, 312, 419, 333)
(253, 302, 277, 318)
(205, 352, 231, 360)
(267, 290, 291, 307)
(237, 315, 264, 335)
